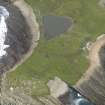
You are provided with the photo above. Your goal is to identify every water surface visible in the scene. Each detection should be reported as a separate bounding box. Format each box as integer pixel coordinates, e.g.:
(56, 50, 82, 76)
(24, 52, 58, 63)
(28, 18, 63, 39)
(0, 1, 32, 75)
(59, 87, 95, 105)
(43, 15, 73, 39)
(0, 6, 9, 58)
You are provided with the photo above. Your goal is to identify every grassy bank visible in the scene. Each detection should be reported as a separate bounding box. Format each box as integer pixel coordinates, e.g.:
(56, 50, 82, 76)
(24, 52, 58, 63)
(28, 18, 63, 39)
(6, 0, 105, 96)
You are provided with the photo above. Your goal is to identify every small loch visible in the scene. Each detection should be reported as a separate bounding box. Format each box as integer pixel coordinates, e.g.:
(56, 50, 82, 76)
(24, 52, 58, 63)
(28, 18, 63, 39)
(43, 15, 73, 39)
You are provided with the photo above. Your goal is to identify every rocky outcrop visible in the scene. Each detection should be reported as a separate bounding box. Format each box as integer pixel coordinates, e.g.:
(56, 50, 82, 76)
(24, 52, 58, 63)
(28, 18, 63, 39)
(47, 77, 94, 105)
(99, 0, 105, 7)
(47, 77, 69, 98)
(47, 77, 74, 105)
(0, 1, 62, 105)
(75, 34, 105, 105)
(0, 89, 62, 105)
(0, 0, 40, 75)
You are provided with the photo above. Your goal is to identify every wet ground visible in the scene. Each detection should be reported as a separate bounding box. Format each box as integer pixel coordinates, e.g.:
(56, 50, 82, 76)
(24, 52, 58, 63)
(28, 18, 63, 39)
(43, 15, 72, 39)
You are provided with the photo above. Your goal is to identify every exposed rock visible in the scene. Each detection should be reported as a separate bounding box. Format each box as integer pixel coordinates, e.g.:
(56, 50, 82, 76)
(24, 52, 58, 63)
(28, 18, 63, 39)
(58, 87, 94, 105)
(38, 96, 62, 105)
(58, 91, 71, 105)
(75, 35, 105, 105)
(0, 0, 40, 75)
(0, 89, 62, 105)
(0, 1, 62, 105)
(47, 77, 69, 98)
(99, 0, 105, 7)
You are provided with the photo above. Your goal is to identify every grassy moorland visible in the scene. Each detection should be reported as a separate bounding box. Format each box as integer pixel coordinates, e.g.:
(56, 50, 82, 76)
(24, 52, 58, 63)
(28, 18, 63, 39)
(6, 0, 105, 96)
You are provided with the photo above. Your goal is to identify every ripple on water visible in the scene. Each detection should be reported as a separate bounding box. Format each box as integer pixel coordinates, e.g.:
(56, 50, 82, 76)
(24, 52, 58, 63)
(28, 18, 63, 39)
(0, 1, 33, 75)
(0, 6, 9, 58)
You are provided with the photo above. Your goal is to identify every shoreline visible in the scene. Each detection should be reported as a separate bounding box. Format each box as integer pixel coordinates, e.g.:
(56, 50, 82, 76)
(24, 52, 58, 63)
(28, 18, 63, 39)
(76, 34, 105, 87)
(1, 0, 40, 99)
(4, 0, 40, 75)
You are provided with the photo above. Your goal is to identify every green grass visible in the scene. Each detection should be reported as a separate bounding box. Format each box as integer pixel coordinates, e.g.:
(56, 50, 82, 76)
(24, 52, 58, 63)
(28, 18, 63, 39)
(6, 0, 105, 96)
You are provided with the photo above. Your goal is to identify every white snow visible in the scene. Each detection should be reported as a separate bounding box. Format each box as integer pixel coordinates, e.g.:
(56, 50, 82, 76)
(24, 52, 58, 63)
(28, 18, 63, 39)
(0, 6, 9, 58)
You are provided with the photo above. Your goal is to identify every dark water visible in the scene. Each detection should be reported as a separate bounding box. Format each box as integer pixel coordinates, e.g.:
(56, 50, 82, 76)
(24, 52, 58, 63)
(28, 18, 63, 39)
(0, 0, 32, 75)
(59, 87, 95, 105)
(43, 15, 72, 39)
